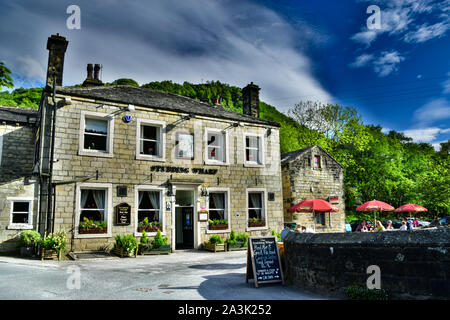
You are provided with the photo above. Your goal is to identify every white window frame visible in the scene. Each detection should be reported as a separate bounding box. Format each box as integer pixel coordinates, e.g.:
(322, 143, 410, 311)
(7, 197, 34, 230)
(75, 183, 113, 238)
(134, 185, 166, 237)
(243, 133, 265, 167)
(204, 128, 229, 165)
(79, 111, 114, 158)
(136, 119, 166, 161)
(206, 187, 231, 234)
(0, 134, 3, 166)
(246, 188, 268, 231)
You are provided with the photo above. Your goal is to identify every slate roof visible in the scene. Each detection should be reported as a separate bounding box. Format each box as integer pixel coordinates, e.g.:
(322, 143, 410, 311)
(281, 145, 343, 168)
(0, 105, 38, 125)
(56, 85, 280, 127)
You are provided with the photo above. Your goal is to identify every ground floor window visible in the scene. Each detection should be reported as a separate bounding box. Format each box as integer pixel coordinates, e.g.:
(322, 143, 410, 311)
(79, 189, 107, 234)
(137, 190, 162, 232)
(11, 201, 31, 225)
(315, 212, 325, 225)
(247, 190, 266, 228)
(208, 191, 228, 230)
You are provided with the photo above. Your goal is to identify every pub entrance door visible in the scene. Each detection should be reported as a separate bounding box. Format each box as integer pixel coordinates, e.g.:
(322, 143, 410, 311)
(175, 189, 195, 250)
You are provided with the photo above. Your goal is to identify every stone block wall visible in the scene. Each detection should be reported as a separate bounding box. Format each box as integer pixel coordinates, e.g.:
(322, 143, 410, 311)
(0, 123, 37, 252)
(50, 95, 284, 252)
(282, 146, 345, 232)
(284, 228, 450, 299)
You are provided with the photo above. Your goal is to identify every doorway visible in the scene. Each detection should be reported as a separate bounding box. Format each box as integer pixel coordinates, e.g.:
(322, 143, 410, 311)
(175, 189, 195, 250)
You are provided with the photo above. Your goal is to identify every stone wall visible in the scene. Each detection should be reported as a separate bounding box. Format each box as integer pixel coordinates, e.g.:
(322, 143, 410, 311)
(282, 146, 345, 232)
(284, 228, 450, 299)
(0, 123, 37, 252)
(50, 95, 284, 252)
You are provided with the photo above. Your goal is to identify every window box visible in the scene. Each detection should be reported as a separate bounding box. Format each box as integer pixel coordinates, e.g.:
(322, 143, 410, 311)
(248, 220, 266, 228)
(79, 226, 107, 234)
(209, 223, 229, 230)
(137, 225, 162, 233)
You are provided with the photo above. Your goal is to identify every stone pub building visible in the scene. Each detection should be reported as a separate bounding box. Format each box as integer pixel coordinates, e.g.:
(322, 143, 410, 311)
(0, 34, 284, 253)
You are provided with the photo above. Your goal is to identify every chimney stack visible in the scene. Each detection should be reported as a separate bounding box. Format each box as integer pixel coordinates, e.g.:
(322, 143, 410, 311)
(242, 82, 260, 118)
(46, 33, 69, 88)
(82, 63, 103, 87)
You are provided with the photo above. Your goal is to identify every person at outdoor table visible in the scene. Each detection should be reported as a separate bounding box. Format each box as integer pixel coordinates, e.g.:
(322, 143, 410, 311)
(294, 224, 304, 233)
(403, 217, 414, 230)
(386, 220, 395, 230)
(413, 218, 419, 228)
(280, 224, 292, 241)
(400, 221, 408, 231)
(375, 220, 386, 232)
(356, 221, 368, 232)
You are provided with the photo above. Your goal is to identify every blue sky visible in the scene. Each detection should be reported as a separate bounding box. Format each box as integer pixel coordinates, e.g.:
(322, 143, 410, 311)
(0, 0, 449, 149)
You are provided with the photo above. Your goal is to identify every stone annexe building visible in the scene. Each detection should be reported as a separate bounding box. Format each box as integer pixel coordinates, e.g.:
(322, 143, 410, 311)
(281, 145, 345, 233)
(0, 34, 285, 253)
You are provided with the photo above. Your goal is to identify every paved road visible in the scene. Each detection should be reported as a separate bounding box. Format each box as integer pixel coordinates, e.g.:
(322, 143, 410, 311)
(0, 250, 328, 300)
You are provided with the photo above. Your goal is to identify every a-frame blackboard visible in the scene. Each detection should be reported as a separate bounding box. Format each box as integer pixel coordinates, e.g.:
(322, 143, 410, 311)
(246, 236, 284, 288)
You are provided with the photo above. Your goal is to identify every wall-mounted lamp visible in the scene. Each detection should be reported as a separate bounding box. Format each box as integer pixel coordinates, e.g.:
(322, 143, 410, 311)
(200, 188, 209, 201)
(267, 128, 272, 136)
(127, 104, 135, 111)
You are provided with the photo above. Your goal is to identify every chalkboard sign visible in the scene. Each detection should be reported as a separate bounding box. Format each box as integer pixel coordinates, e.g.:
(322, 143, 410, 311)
(116, 203, 131, 225)
(246, 236, 284, 288)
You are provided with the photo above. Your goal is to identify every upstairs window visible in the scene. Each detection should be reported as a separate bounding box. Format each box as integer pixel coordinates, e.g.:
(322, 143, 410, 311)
(79, 111, 114, 157)
(314, 155, 321, 168)
(245, 135, 262, 165)
(206, 130, 226, 163)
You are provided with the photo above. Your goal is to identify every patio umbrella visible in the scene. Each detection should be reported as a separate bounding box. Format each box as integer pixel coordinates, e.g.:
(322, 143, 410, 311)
(289, 199, 339, 232)
(356, 200, 395, 226)
(395, 204, 428, 218)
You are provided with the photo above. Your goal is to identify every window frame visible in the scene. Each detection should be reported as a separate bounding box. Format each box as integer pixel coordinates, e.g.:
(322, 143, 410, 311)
(313, 155, 321, 169)
(206, 187, 231, 234)
(204, 128, 229, 165)
(78, 111, 115, 158)
(134, 185, 166, 237)
(243, 133, 265, 167)
(246, 188, 268, 231)
(75, 183, 113, 238)
(136, 119, 166, 161)
(8, 197, 34, 230)
(0, 134, 3, 166)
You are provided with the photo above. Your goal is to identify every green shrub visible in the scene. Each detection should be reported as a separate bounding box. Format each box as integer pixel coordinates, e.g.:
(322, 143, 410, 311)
(151, 230, 168, 249)
(19, 230, 41, 247)
(236, 233, 249, 245)
(115, 234, 138, 255)
(346, 284, 389, 300)
(272, 230, 281, 242)
(227, 230, 237, 243)
(208, 234, 225, 245)
(140, 230, 149, 244)
(208, 219, 228, 226)
(40, 230, 66, 254)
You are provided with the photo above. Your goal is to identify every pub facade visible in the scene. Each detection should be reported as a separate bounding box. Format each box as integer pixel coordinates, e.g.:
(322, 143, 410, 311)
(30, 34, 284, 252)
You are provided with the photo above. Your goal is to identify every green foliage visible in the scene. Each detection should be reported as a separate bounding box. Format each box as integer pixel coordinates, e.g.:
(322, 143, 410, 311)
(208, 234, 225, 245)
(151, 229, 169, 248)
(106, 78, 140, 87)
(138, 217, 162, 228)
(0, 62, 14, 89)
(235, 233, 249, 245)
(40, 230, 66, 254)
(229, 230, 236, 242)
(115, 234, 138, 255)
(140, 230, 149, 244)
(272, 230, 281, 242)
(19, 230, 41, 247)
(0, 87, 43, 108)
(346, 284, 389, 300)
(208, 219, 228, 226)
(249, 217, 265, 224)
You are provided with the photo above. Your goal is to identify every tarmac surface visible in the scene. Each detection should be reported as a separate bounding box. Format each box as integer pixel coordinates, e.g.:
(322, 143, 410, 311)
(0, 250, 329, 300)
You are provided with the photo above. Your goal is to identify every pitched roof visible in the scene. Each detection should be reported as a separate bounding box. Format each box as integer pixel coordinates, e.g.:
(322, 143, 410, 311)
(56, 85, 280, 127)
(281, 145, 343, 168)
(0, 105, 38, 125)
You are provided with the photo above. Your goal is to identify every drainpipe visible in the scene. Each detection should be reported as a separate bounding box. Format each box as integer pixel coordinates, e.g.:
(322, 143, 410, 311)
(46, 74, 57, 234)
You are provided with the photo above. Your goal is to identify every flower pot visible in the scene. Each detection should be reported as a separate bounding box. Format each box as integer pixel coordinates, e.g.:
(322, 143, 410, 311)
(113, 246, 137, 258)
(40, 248, 60, 261)
(204, 242, 226, 252)
(20, 246, 34, 257)
(209, 224, 228, 230)
(227, 241, 247, 251)
(138, 244, 171, 255)
(79, 227, 107, 234)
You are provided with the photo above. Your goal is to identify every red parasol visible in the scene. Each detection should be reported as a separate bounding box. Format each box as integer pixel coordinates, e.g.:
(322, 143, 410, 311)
(395, 204, 428, 218)
(356, 200, 395, 226)
(289, 198, 339, 213)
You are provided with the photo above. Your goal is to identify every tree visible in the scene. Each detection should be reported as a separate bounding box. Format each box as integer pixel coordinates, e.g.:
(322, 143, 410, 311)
(107, 78, 139, 87)
(0, 62, 14, 89)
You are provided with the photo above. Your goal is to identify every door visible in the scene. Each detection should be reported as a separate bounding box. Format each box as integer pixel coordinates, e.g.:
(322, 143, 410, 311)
(176, 207, 194, 249)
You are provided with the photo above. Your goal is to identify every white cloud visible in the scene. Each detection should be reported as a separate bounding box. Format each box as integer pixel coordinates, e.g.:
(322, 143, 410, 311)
(14, 55, 46, 80)
(402, 127, 449, 143)
(373, 50, 405, 77)
(404, 22, 450, 43)
(350, 30, 378, 47)
(413, 98, 450, 125)
(349, 53, 374, 68)
(442, 72, 450, 94)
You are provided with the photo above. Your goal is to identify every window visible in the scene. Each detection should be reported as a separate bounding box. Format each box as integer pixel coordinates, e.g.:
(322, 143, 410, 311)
(316, 212, 325, 225)
(206, 132, 226, 162)
(79, 189, 106, 223)
(137, 191, 161, 223)
(136, 119, 165, 160)
(176, 132, 194, 160)
(11, 201, 31, 224)
(0, 134, 3, 166)
(79, 111, 114, 157)
(209, 192, 226, 220)
(245, 135, 263, 165)
(314, 155, 321, 168)
(248, 192, 264, 221)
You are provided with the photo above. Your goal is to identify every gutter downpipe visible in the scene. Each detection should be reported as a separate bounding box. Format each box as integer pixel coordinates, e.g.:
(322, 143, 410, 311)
(46, 74, 57, 234)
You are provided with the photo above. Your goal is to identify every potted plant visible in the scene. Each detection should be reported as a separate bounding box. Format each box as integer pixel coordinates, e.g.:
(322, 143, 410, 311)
(79, 217, 107, 234)
(113, 234, 138, 258)
(227, 230, 248, 251)
(248, 217, 266, 228)
(19, 230, 41, 257)
(138, 230, 171, 255)
(204, 234, 226, 252)
(208, 219, 228, 230)
(137, 217, 163, 233)
(40, 230, 66, 260)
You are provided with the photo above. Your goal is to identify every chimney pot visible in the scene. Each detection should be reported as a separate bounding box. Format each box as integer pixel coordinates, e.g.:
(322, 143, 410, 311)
(242, 82, 260, 118)
(94, 64, 101, 80)
(46, 34, 69, 88)
(87, 64, 93, 79)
